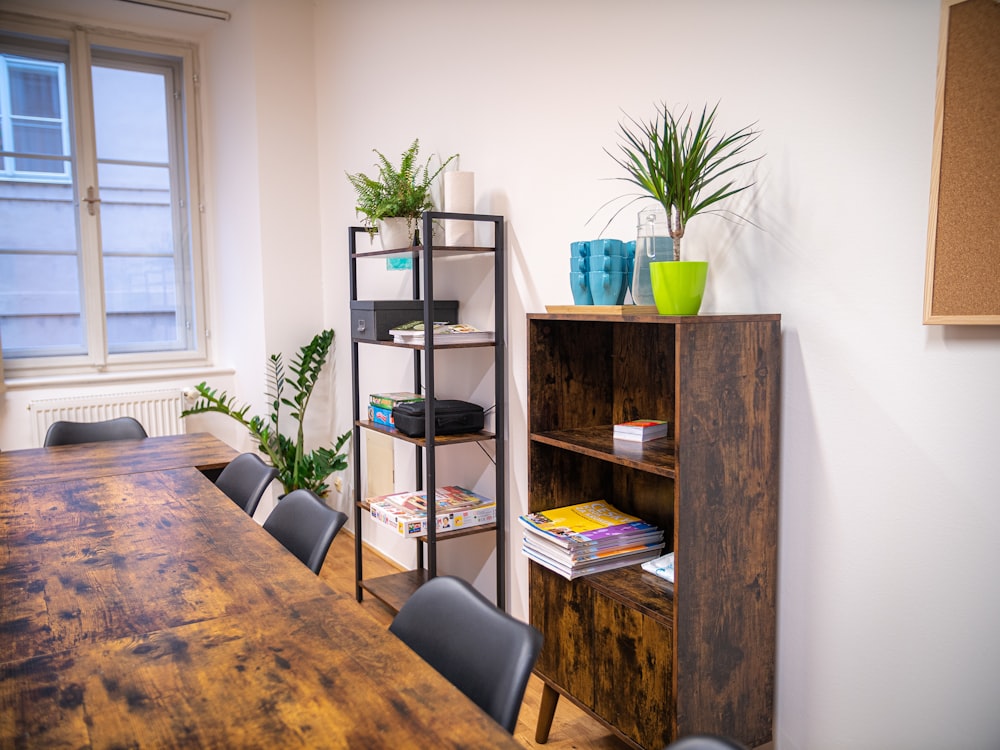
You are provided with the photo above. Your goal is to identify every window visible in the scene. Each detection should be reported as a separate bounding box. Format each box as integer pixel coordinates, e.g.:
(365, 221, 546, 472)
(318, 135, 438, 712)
(0, 21, 207, 376)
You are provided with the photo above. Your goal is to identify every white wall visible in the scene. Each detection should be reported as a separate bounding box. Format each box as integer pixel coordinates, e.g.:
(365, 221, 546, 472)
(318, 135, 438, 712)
(316, 1, 1000, 748)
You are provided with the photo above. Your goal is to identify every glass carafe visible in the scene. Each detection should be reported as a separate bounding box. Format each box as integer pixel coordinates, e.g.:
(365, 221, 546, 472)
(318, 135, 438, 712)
(632, 207, 673, 305)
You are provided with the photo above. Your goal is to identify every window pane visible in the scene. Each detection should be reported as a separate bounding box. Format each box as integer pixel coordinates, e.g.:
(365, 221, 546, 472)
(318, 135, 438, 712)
(12, 121, 65, 172)
(9, 63, 61, 118)
(94, 64, 190, 353)
(0, 48, 85, 359)
(92, 65, 168, 163)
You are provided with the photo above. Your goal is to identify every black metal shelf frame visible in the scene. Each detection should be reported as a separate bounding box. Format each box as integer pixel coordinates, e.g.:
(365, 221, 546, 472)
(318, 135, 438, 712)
(349, 211, 506, 611)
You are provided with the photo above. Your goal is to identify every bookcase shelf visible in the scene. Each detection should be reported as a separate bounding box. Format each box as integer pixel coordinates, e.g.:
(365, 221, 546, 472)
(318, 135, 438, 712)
(349, 212, 506, 612)
(527, 312, 780, 750)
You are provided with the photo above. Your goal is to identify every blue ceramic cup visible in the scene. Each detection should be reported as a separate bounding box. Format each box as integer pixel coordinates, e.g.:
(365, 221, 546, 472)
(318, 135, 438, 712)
(590, 238, 625, 257)
(589, 270, 626, 305)
(570, 256, 589, 273)
(597, 255, 627, 273)
(570, 241, 590, 258)
(570, 271, 593, 305)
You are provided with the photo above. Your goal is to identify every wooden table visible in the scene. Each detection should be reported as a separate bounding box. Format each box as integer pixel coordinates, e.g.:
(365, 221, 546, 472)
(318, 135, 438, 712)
(0, 435, 518, 748)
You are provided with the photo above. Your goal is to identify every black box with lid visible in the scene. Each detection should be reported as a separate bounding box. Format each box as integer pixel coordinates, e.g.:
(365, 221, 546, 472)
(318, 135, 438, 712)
(350, 300, 459, 341)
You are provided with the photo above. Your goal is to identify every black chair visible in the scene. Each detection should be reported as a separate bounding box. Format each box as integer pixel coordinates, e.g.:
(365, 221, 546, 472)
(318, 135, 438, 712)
(43, 416, 148, 447)
(388, 575, 543, 733)
(664, 735, 749, 750)
(214, 453, 278, 517)
(261, 489, 347, 574)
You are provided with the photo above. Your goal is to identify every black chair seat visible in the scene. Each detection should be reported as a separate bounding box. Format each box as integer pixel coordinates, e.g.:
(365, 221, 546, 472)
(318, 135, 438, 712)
(262, 489, 347, 574)
(43, 417, 148, 447)
(214, 453, 278, 517)
(389, 575, 542, 733)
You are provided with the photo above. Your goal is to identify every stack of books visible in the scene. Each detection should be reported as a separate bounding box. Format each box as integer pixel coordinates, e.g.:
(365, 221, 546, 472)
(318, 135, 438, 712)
(368, 391, 424, 428)
(613, 419, 670, 442)
(389, 320, 495, 345)
(518, 499, 665, 580)
(368, 485, 496, 538)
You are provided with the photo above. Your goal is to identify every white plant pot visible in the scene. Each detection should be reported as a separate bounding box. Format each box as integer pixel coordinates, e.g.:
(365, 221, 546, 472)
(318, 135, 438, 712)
(376, 217, 417, 250)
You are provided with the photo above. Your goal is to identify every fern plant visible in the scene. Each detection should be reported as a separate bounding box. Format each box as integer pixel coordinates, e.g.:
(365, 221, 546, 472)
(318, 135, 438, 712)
(346, 138, 457, 238)
(601, 102, 761, 261)
(181, 329, 351, 497)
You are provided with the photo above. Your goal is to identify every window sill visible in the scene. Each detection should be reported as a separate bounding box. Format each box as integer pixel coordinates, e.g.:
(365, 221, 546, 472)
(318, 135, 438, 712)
(3, 365, 235, 392)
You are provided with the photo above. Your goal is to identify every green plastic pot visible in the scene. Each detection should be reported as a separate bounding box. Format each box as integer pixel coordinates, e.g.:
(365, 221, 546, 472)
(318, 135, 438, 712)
(649, 261, 709, 315)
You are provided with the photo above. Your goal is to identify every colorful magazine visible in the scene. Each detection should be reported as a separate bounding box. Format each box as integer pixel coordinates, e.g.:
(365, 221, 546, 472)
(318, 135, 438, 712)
(518, 500, 662, 549)
(368, 486, 496, 538)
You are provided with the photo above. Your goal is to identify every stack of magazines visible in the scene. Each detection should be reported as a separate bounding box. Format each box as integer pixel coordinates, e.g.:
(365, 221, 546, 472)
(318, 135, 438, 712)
(518, 499, 665, 580)
(369, 485, 496, 538)
(389, 321, 495, 344)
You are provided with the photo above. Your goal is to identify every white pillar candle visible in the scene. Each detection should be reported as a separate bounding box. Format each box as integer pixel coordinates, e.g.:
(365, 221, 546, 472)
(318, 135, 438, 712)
(443, 171, 475, 246)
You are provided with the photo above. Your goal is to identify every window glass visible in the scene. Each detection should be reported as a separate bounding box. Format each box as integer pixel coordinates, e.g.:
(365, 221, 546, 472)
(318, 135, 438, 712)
(0, 25, 205, 374)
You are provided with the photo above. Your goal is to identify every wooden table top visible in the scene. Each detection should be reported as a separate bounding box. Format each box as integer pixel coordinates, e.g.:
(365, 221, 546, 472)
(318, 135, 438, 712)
(0, 432, 238, 488)
(0, 436, 518, 748)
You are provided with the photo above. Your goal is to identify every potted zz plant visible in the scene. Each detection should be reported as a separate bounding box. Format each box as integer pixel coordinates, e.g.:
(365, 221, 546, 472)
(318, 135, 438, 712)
(181, 329, 351, 498)
(346, 138, 457, 250)
(604, 102, 761, 315)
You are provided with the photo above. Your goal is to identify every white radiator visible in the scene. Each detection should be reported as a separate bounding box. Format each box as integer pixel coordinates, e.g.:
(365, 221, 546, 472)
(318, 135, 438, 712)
(28, 389, 187, 446)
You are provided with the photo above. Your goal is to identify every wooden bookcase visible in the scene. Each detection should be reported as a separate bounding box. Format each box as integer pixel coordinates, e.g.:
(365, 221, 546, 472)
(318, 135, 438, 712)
(527, 312, 780, 749)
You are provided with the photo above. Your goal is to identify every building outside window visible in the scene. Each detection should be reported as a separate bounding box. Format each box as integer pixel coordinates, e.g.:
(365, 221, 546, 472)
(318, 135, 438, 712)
(0, 17, 207, 377)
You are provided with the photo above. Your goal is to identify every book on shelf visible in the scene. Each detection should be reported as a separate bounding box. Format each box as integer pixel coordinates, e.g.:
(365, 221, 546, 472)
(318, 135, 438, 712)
(640, 551, 675, 583)
(368, 485, 496, 538)
(367, 404, 395, 428)
(389, 321, 495, 344)
(612, 418, 670, 442)
(369, 391, 424, 409)
(517, 499, 663, 549)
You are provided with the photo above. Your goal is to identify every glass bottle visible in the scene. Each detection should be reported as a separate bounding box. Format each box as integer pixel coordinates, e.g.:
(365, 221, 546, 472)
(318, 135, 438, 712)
(632, 207, 673, 305)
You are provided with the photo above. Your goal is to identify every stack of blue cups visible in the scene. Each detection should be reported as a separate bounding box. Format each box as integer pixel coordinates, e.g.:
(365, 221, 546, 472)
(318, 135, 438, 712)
(569, 239, 629, 305)
(570, 241, 593, 304)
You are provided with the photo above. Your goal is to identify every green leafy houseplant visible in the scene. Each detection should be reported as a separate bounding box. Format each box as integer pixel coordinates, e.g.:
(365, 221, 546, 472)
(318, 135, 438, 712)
(181, 329, 351, 497)
(604, 102, 761, 261)
(345, 138, 457, 241)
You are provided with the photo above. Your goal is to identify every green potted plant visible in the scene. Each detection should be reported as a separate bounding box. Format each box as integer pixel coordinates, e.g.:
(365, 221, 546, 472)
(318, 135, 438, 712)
(604, 102, 761, 314)
(346, 138, 457, 249)
(181, 329, 351, 498)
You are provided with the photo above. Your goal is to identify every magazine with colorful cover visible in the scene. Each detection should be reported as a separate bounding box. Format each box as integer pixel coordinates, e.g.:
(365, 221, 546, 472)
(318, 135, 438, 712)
(368, 486, 496, 538)
(522, 527, 664, 564)
(522, 542, 665, 581)
(369, 391, 424, 409)
(517, 500, 662, 549)
(389, 321, 495, 344)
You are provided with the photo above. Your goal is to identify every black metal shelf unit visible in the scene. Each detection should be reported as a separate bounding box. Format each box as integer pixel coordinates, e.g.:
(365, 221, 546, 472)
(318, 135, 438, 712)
(348, 211, 506, 612)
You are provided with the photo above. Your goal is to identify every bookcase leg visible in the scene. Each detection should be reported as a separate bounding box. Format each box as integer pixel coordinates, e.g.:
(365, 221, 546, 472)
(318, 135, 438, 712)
(534, 683, 560, 743)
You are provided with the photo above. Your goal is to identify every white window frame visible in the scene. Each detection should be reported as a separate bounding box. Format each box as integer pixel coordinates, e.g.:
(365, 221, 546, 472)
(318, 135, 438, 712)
(0, 13, 210, 380)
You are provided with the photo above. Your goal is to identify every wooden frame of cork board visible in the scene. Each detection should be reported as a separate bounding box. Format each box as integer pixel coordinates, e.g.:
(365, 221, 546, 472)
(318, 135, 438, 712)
(923, 0, 1000, 325)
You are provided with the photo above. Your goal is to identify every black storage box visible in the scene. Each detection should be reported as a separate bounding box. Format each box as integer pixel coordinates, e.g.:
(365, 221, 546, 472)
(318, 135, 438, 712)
(351, 300, 459, 342)
(392, 399, 485, 437)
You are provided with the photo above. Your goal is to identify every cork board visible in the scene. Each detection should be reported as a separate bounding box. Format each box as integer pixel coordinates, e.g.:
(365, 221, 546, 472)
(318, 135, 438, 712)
(923, 0, 1000, 324)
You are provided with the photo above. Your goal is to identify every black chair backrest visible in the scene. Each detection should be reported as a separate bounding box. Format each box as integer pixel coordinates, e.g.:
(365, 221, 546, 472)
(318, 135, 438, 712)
(261, 489, 347, 574)
(43, 417, 148, 447)
(664, 735, 749, 750)
(388, 575, 543, 733)
(214, 453, 278, 517)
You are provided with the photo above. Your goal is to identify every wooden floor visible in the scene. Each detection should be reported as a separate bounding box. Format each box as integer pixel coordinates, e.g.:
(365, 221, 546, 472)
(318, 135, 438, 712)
(320, 529, 630, 750)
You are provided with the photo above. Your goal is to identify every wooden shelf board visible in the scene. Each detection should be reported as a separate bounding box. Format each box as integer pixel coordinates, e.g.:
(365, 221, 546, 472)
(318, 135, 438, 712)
(359, 569, 428, 614)
(530, 427, 677, 477)
(357, 420, 495, 446)
(353, 338, 496, 350)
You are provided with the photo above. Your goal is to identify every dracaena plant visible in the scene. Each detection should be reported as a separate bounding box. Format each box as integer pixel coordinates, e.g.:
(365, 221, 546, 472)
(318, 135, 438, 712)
(346, 138, 457, 238)
(601, 102, 762, 261)
(181, 329, 351, 497)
